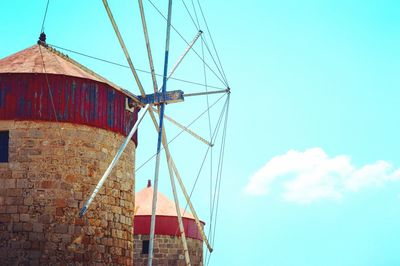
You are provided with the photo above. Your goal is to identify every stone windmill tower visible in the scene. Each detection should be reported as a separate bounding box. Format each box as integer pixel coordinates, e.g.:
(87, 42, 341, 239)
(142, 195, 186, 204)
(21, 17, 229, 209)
(134, 180, 204, 265)
(0, 41, 139, 265)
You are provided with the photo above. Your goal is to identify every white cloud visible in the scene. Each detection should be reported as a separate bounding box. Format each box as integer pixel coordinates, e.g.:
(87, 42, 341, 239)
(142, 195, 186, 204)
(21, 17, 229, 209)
(244, 148, 400, 203)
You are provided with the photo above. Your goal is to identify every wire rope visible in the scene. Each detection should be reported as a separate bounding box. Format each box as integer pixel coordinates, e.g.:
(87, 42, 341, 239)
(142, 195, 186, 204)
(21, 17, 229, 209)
(147, 0, 228, 87)
(40, 0, 50, 33)
(180, 0, 199, 31)
(206, 94, 230, 266)
(179, 94, 228, 216)
(46, 43, 224, 90)
(196, 0, 229, 86)
(135, 92, 227, 173)
(190, 0, 201, 29)
(173, 95, 228, 239)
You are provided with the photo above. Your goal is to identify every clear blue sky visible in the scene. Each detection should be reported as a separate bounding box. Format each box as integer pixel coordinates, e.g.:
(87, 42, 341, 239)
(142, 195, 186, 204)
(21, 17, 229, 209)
(1, 1, 400, 265)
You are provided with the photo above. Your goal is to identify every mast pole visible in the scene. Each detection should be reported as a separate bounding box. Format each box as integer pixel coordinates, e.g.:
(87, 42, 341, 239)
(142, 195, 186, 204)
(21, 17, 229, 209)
(148, 0, 173, 265)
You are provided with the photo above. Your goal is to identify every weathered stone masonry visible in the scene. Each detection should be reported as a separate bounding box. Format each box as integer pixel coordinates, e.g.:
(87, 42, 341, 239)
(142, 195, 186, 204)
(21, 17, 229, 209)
(0, 120, 135, 265)
(134, 234, 203, 266)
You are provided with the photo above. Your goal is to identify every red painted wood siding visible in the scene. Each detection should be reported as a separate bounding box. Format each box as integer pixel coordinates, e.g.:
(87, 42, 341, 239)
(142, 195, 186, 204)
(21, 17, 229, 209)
(134, 215, 204, 241)
(0, 73, 139, 145)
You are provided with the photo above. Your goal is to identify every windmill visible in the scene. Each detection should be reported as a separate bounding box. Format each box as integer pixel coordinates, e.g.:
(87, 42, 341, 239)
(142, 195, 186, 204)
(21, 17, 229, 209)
(75, 1, 231, 265)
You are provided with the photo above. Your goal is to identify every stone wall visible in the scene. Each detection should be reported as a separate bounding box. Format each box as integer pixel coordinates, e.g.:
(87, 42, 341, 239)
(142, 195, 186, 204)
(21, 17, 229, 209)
(0, 120, 135, 265)
(134, 234, 203, 266)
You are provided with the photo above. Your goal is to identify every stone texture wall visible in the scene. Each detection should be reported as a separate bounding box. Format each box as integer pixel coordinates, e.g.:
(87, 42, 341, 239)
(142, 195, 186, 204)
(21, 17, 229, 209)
(134, 234, 203, 266)
(0, 120, 135, 265)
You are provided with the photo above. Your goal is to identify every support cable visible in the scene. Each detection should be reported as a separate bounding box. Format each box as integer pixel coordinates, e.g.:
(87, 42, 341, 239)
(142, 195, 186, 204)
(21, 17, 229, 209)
(180, 95, 228, 216)
(188, 0, 227, 89)
(147, 0, 228, 87)
(190, 0, 201, 29)
(37, 0, 65, 161)
(146, 105, 214, 253)
(135, 93, 227, 173)
(189, 0, 228, 90)
(46, 43, 224, 90)
(40, 0, 50, 33)
(38, 46, 59, 125)
(196, 0, 229, 86)
(38, 45, 64, 144)
(175, 96, 228, 255)
(207, 94, 230, 266)
(180, 0, 199, 31)
(200, 25, 214, 243)
(158, 30, 203, 92)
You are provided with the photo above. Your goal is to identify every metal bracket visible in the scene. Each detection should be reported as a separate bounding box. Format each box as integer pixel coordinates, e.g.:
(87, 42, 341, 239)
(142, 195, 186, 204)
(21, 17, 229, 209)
(125, 98, 135, 112)
(137, 90, 184, 105)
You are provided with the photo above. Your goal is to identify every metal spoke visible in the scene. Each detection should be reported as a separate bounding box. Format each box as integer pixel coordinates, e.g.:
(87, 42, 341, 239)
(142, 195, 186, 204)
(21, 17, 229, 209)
(158, 30, 203, 91)
(151, 107, 212, 147)
(102, 0, 146, 97)
(147, 108, 213, 253)
(164, 127, 192, 265)
(138, 0, 158, 94)
(78, 104, 150, 217)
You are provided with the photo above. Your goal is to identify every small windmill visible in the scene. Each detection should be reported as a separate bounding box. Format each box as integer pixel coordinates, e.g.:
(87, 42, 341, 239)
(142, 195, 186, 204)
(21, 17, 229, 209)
(78, 1, 230, 265)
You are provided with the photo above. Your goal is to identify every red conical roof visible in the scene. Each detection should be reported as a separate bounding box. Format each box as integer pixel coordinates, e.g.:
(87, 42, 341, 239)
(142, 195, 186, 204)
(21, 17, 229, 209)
(0, 44, 131, 96)
(134, 181, 204, 240)
(135, 181, 195, 219)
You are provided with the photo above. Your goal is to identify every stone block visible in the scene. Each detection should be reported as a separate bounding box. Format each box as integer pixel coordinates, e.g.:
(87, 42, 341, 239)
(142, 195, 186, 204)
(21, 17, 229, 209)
(20, 213, 30, 222)
(6, 206, 18, 213)
(32, 223, 43, 232)
(55, 224, 69, 234)
(4, 179, 16, 188)
(16, 179, 28, 188)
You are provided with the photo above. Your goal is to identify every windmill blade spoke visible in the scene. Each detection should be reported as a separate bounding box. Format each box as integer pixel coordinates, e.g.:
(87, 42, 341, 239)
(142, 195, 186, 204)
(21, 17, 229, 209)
(170, 152, 214, 252)
(163, 126, 192, 265)
(151, 107, 212, 147)
(147, 108, 214, 253)
(158, 30, 203, 91)
(138, 0, 158, 94)
(78, 104, 150, 217)
(184, 88, 230, 97)
(169, 30, 202, 79)
(147, 0, 227, 87)
(102, 0, 146, 97)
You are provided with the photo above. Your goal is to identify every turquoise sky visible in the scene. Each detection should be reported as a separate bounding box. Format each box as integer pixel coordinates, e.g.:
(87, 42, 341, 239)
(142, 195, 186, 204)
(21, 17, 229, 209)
(1, 1, 400, 265)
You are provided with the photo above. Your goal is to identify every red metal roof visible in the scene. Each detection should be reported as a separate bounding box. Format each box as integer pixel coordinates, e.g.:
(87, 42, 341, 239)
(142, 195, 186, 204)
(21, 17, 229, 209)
(135, 182, 195, 219)
(134, 181, 205, 240)
(0, 44, 134, 98)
